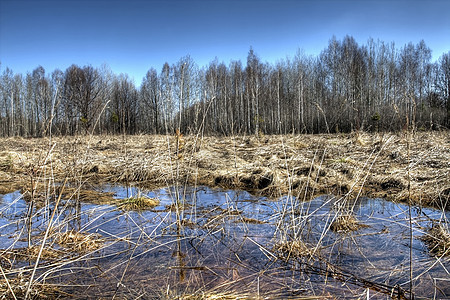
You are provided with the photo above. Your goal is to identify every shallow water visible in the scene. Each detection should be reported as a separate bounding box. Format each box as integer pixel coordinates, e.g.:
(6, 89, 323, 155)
(1, 186, 449, 298)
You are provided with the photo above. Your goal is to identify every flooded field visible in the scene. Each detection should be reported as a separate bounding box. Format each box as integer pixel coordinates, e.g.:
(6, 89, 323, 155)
(1, 185, 449, 299)
(1, 132, 449, 210)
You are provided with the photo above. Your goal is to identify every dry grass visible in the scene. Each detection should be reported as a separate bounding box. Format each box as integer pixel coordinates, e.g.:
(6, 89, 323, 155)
(61, 188, 116, 205)
(274, 239, 314, 259)
(118, 196, 160, 210)
(0, 275, 66, 299)
(165, 202, 192, 212)
(421, 223, 450, 257)
(0, 132, 448, 210)
(330, 215, 369, 232)
(1, 245, 61, 262)
(175, 292, 251, 300)
(0, 230, 104, 265)
(56, 229, 105, 253)
(175, 292, 323, 300)
(0, 152, 15, 172)
(240, 217, 266, 224)
(5, 133, 448, 298)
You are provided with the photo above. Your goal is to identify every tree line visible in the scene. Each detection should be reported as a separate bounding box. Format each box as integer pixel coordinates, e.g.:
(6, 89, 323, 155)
(1, 35, 449, 137)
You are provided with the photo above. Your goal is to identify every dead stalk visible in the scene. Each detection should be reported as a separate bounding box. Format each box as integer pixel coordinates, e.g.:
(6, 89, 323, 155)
(407, 121, 414, 300)
(25, 178, 67, 300)
(0, 264, 17, 300)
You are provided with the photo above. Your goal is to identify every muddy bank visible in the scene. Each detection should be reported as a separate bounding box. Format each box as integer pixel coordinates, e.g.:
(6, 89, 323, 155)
(0, 131, 448, 209)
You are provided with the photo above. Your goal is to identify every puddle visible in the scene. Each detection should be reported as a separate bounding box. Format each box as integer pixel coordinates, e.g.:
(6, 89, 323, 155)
(1, 186, 449, 298)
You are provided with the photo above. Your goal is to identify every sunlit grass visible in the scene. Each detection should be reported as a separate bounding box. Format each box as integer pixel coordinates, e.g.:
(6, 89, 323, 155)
(118, 196, 160, 211)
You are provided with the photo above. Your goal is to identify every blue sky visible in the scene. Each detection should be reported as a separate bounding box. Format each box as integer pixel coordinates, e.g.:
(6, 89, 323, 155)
(1, 0, 449, 85)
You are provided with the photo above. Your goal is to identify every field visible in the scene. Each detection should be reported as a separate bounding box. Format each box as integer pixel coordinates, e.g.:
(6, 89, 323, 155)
(1, 131, 449, 207)
(0, 131, 449, 299)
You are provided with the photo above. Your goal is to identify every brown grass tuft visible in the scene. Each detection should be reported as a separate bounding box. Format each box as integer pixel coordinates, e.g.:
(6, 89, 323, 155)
(330, 215, 369, 233)
(176, 292, 252, 299)
(421, 223, 450, 257)
(239, 217, 266, 224)
(0, 152, 14, 172)
(0, 275, 66, 299)
(274, 239, 314, 259)
(56, 229, 104, 253)
(1, 245, 61, 262)
(119, 196, 160, 211)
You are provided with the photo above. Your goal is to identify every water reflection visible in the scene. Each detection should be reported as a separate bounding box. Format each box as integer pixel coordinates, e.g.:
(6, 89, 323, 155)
(0, 186, 449, 298)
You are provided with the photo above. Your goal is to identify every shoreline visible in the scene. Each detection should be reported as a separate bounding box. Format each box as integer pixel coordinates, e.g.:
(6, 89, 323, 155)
(0, 131, 448, 210)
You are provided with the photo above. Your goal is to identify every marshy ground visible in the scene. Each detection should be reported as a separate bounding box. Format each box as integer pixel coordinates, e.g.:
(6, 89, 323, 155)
(1, 131, 448, 208)
(0, 131, 449, 299)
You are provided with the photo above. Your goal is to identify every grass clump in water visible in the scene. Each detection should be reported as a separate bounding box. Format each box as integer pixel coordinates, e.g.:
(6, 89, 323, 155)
(274, 239, 314, 259)
(0, 275, 66, 300)
(330, 215, 368, 232)
(119, 196, 160, 211)
(176, 292, 251, 299)
(421, 223, 450, 257)
(56, 229, 104, 253)
(1, 245, 61, 262)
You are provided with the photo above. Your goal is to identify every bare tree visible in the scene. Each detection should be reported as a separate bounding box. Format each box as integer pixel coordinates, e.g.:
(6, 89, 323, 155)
(111, 74, 138, 135)
(1, 36, 449, 137)
(141, 68, 160, 133)
(63, 65, 103, 134)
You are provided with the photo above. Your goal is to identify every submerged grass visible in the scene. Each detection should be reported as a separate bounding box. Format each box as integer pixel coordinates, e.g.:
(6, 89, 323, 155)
(65, 188, 116, 204)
